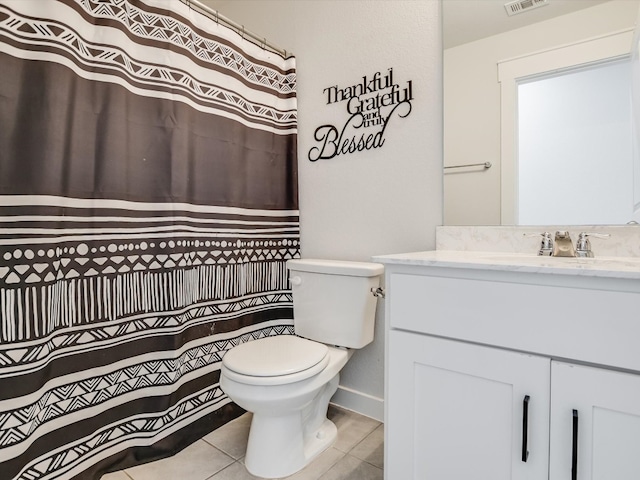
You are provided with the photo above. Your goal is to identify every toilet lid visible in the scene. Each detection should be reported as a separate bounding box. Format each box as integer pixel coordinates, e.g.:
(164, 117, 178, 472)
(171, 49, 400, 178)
(222, 335, 328, 377)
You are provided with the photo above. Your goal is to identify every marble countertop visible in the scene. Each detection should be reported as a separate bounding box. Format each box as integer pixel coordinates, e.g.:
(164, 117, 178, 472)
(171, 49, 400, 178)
(373, 250, 640, 280)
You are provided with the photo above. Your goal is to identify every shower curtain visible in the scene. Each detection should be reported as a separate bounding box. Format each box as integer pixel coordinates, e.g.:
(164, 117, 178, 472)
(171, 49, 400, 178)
(0, 1, 298, 478)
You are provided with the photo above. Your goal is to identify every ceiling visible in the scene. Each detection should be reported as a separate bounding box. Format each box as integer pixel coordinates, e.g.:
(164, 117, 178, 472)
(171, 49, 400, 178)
(443, 0, 613, 48)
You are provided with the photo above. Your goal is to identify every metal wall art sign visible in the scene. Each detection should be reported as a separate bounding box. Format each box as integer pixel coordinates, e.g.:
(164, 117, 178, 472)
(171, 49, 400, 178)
(308, 68, 413, 161)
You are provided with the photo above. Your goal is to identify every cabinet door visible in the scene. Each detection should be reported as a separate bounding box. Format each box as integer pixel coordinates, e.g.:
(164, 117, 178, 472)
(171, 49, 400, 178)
(386, 331, 550, 480)
(550, 361, 640, 480)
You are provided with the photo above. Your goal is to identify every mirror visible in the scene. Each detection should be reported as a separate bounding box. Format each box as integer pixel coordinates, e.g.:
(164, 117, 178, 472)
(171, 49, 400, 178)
(443, 0, 640, 225)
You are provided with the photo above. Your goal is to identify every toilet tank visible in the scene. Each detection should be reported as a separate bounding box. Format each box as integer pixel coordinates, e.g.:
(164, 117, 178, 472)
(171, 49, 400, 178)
(287, 259, 384, 349)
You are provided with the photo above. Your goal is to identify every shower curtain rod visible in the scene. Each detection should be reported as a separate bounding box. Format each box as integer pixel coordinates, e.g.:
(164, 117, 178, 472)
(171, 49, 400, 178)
(180, 0, 290, 57)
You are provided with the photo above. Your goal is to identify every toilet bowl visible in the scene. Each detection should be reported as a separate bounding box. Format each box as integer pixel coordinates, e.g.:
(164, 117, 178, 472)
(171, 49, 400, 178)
(219, 259, 383, 479)
(220, 335, 353, 478)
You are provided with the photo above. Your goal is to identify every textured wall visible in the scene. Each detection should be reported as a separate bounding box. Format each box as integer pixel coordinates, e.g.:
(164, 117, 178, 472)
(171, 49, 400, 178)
(201, 0, 443, 417)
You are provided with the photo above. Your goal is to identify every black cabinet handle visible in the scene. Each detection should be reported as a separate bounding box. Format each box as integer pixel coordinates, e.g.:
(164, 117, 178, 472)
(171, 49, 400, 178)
(571, 409, 579, 480)
(521, 395, 530, 462)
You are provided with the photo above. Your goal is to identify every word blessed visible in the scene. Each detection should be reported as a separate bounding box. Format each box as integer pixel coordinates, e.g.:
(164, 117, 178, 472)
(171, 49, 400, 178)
(308, 100, 412, 161)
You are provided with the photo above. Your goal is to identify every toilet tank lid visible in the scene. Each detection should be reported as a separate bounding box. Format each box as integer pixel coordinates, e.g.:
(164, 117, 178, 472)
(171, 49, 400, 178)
(287, 259, 384, 277)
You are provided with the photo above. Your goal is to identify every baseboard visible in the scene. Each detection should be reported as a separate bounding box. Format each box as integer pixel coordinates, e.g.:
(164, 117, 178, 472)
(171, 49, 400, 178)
(330, 385, 384, 422)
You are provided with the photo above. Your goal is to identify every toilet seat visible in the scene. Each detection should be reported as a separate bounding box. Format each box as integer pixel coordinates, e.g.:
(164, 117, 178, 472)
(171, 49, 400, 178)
(222, 335, 329, 386)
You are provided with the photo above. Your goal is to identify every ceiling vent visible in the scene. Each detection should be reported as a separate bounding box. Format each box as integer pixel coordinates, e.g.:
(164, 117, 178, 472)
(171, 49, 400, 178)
(504, 0, 549, 16)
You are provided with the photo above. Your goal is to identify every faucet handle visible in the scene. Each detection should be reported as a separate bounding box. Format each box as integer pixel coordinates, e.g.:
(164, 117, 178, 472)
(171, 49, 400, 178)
(575, 232, 610, 258)
(524, 232, 553, 256)
(577, 232, 610, 240)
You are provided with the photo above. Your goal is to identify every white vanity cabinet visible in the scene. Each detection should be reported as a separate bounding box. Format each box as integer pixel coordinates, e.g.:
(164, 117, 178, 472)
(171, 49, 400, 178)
(387, 330, 550, 480)
(379, 255, 640, 480)
(549, 361, 640, 480)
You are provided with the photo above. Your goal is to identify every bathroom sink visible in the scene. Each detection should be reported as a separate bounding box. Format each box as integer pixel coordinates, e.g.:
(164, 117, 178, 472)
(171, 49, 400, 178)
(374, 250, 640, 280)
(474, 252, 640, 270)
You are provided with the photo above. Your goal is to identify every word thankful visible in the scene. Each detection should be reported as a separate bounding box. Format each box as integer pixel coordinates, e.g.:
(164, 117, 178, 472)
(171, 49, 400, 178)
(308, 68, 414, 161)
(308, 100, 412, 161)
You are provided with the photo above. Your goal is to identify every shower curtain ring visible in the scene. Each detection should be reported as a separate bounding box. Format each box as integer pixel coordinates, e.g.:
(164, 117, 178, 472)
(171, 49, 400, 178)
(242, 25, 245, 40)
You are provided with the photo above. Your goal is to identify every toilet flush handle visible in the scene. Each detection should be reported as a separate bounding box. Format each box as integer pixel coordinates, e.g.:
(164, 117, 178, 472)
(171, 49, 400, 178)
(289, 276, 302, 286)
(371, 287, 385, 298)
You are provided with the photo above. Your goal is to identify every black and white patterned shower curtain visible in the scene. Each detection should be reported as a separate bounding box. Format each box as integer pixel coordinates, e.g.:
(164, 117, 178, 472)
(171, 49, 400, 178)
(0, 1, 298, 478)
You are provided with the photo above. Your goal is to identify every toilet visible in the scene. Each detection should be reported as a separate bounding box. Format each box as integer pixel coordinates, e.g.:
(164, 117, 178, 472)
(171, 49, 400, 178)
(220, 258, 384, 478)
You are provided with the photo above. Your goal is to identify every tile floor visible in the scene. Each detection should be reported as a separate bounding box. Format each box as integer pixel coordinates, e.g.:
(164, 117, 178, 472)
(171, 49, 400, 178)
(101, 405, 383, 480)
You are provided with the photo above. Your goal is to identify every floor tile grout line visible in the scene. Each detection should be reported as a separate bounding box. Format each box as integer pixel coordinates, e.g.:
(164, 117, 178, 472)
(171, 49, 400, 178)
(352, 423, 384, 447)
(119, 470, 135, 480)
(350, 453, 384, 471)
(200, 436, 238, 460)
(344, 424, 384, 469)
(204, 459, 240, 480)
(291, 447, 347, 480)
(202, 441, 239, 478)
(337, 426, 382, 455)
(319, 452, 383, 480)
(108, 408, 383, 480)
(200, 438, 238, 460)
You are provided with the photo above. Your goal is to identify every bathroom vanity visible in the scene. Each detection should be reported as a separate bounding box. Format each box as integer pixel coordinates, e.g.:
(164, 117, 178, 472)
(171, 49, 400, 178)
(376, 249, 640, 480)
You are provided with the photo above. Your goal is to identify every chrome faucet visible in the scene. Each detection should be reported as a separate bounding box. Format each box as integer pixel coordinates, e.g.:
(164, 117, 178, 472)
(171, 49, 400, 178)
(575, 232, 610, 258)
(525, 231, 571, 257)
(553, 231, 575, 257)
(528, 232, 554, 256)
(528, 231, 610, 257)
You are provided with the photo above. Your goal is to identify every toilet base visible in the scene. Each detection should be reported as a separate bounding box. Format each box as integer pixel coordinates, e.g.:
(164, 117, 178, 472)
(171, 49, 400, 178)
(243, 374, 341, 478)
(244, 414, 338, 479)
(304, 417, 338, 461)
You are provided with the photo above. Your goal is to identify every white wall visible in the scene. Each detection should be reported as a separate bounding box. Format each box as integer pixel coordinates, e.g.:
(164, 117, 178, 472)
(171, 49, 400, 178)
(200, 0, 443, 419)
(444, 0, 638, 226)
